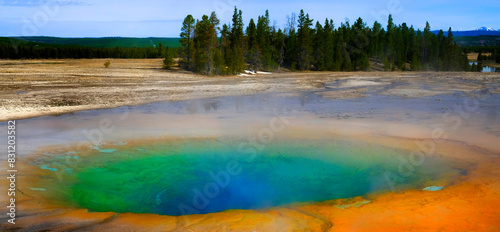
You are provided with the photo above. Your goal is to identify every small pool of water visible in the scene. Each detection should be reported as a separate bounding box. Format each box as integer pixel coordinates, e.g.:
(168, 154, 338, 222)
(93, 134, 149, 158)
(469, 62, 498, 72)
(33, 139, 465, 216)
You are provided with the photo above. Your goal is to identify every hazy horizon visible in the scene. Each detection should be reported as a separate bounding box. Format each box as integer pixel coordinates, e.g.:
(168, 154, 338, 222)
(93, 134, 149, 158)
(0, 0, 499, 37)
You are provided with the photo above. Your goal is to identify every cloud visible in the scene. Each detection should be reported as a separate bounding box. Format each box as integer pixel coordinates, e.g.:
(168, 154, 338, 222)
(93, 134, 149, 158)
(0, 0, 90, 7)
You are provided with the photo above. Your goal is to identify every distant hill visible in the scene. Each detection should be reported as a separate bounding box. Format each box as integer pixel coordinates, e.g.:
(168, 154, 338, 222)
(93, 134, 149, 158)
(429, 27, 500, 47)
(432, 26, 500, 37)
(11, 37, 181, 48)
(454, 35, 500, 47)
(432, 30, 500, 37)
(0, 37, 69, 48)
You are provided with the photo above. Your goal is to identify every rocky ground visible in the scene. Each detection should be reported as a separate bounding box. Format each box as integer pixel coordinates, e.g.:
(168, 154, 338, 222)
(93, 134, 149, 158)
(1, 59, 499, 121)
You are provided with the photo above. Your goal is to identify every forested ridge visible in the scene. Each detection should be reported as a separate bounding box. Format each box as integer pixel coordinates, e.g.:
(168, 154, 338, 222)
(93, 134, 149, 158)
(10, 37, 180, 48)
(0, 37, 177, 59)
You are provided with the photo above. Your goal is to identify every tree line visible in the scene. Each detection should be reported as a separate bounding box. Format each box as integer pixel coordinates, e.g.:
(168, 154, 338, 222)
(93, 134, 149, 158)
(477, 51, 500, 64)
(179, 8, 471, 75)
(464, 46, 500, 53)
(0, 38, 178, 60)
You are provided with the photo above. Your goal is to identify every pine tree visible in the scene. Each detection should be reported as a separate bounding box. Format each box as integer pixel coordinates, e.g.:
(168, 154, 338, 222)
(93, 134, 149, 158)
(179, 15, 196, 70)
(437, 30, 445, 71)
(400, 23, 410, 66)
(228, 7, 246, 74)
(220, 24, 230, 69)
(350, 17, 370, 71)
(246, 18, 260, 71)
(284, 12, 298, 70)
(163, 47, 174, 69)
(209, 11, 220, 29)
(257, 10, 273, 70)
(422, 21, 439, 70)
(444, 27, 453, 70)
(384, 57, 391, 71)
(323, 19, 335, 71)
(297, 10, 313, 70)
(193, 15, 217, 74)
(393, 23, 403, 69)
(370, 21, 383, 57)
(476, 60, 483, 72)
(333, 37, 344, 71)
(408, 26, 417, 64)
(158, 43, 164, 58)
(274, 28, 286, 70)
(247, 19, 257, 53)
(313, 21, 325, 70)
(209, 12, 226, 75)
(410, 54, 421, 71)
(385, 14, 395, 62)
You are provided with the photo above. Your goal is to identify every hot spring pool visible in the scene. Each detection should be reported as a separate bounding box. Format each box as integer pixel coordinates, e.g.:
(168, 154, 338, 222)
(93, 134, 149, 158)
(31, 138, 464, 216)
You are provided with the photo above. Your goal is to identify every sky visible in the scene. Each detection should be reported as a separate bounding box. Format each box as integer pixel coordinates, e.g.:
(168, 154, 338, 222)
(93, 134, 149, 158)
(0, 0, 499, 37)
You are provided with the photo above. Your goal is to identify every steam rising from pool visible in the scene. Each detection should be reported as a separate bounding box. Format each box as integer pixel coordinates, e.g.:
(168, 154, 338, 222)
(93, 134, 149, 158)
(36, 139, 462, 216)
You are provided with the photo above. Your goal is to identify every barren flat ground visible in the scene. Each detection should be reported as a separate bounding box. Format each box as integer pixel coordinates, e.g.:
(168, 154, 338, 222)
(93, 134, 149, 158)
(1, 59, 500, 232)
(1, 59, 499, 121)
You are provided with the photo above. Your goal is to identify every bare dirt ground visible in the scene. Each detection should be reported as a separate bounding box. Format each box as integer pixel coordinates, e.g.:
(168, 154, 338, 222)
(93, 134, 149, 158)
(1, 59, 499, 121)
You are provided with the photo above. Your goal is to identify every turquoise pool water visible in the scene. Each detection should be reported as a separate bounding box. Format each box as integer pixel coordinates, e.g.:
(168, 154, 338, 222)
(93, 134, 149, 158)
(34, 138, 464, 216)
